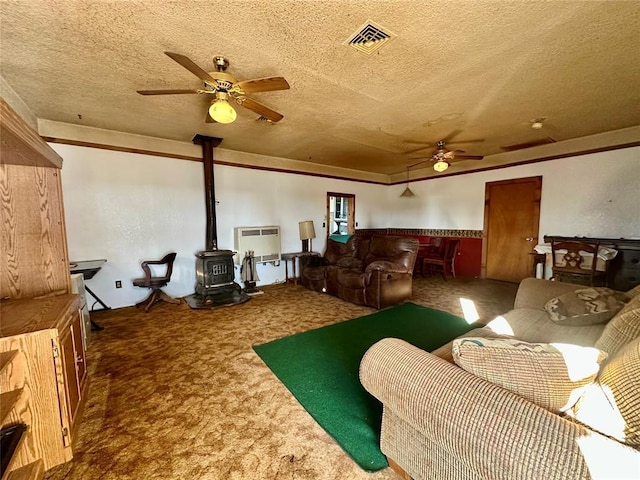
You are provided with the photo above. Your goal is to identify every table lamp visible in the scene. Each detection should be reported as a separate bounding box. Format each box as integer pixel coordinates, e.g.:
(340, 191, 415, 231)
(299, 220, 316, 252)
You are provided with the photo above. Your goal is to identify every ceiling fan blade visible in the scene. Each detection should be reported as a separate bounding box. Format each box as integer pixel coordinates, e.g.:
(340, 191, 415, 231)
(403, 145, 433, 154)
(408, 158, 433, 168)
(236, 77, 290, 94)
(164, 51, 216, 83)
(137, 89, 200, 95)
(442, 129, 463, 143)
(441, 130, 485, 144)
(236, 97, 284, 122)
(451, 138, 485, 144)
(452, 154, 484, 160)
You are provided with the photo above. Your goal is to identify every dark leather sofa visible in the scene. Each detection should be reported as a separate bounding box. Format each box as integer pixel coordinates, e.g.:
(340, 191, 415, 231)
(299, 235, 419, 309)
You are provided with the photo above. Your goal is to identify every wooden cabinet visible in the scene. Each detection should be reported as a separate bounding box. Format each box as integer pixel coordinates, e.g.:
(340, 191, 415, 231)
(57, 309, 87, 441)
(1, 96, 84, 478)
(0, 295, 87, 475)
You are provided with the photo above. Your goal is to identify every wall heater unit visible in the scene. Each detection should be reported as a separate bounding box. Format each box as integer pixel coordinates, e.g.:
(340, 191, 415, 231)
(234, 226, 281, 264)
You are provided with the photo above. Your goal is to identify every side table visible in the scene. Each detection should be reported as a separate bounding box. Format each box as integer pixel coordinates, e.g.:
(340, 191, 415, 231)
(281, 251, 320, 286)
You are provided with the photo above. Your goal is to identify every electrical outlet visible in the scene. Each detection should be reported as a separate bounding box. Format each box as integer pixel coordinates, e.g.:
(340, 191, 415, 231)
(115, 280, 122, 289)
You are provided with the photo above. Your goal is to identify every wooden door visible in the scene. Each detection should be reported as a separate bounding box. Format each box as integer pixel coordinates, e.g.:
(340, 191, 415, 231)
(483, 176, 542, 283)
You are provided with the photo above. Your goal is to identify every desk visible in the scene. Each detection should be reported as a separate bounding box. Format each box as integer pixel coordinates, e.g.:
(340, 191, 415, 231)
(281, 252, 320, 286)
(70, 259, 108, 330)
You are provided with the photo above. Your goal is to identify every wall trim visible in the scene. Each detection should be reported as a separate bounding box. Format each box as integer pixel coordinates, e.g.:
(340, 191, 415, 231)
(42, 135, 640, 186)
(42, 136, 388, 185)
(356, 228, 483, 238)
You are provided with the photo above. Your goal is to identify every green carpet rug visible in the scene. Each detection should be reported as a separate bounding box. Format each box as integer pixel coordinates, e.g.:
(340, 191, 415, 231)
(253, 302, 476, 471)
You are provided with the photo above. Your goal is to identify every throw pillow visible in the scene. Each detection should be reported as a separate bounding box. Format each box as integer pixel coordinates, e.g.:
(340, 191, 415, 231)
(452, 337, 608, 413)
(545, 287, 629, 326)
(568, 336, 640, 448)
(595, 294, 640, 355)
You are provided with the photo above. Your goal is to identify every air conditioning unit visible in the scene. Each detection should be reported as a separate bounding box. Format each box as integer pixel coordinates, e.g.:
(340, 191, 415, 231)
(234, 226, 281, 264)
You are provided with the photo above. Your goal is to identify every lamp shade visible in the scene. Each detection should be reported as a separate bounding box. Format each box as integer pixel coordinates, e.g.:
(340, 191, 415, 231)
(299, 220, 316, 240)
(433, 160, 449, 172)
(209, 99, 237, 124)
(400, 186, 416, 197)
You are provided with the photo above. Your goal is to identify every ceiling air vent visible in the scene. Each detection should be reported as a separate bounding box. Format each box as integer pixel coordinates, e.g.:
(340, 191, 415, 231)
(501, 137, 557, 152)
(345, 20, 396, 55)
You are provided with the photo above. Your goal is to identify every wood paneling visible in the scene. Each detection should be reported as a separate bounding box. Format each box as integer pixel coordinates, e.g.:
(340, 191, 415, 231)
(0, 164, 70, 299)
(0, 98, 63, 169)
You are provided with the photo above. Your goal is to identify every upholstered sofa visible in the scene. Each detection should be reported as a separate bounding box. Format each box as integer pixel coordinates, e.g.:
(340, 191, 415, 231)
(299, 235, 419, 309)
(361, 278, 640, 480)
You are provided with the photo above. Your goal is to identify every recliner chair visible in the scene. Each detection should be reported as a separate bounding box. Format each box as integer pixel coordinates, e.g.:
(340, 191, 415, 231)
(132, 252, 181, 312)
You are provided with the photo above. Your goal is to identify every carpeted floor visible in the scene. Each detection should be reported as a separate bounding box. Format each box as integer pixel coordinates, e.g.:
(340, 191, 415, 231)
(44, 276, 517, 480)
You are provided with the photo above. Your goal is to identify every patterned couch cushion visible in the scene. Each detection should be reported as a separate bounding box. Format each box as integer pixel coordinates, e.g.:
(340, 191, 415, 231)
(595, 294, 640, 355)
(545, 287, 629, 326)
(568, 336, 640, 448)
(452, 337, 607, 413)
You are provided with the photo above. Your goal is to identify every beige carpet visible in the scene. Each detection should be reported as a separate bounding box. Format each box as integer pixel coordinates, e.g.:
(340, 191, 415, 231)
(45, 276, 517, 480)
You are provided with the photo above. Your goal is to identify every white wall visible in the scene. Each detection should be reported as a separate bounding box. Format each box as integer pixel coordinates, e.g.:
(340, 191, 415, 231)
(386, 147, 640, 238)
(55, 143, 389, 308)
(56, 143, 639, 309)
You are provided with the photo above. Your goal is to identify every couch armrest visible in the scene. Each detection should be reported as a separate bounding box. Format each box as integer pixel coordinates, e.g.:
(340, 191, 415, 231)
(360, 338, 639, 480)
(513, 278, 584, 310)
(365, 260, 410, 274)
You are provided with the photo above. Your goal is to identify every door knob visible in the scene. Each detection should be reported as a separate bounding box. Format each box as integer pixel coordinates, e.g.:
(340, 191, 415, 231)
(525, 237, 534, 242)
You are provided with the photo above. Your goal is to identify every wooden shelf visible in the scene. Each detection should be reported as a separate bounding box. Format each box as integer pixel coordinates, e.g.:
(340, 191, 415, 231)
(4, 459, 45, 480)
(0, 295, 79, 338)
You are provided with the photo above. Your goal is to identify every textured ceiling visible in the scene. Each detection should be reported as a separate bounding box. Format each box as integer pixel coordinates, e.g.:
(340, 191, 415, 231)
(1, 1, 639, 177)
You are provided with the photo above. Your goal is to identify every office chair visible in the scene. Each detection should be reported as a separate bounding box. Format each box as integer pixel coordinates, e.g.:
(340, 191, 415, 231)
(132, 252, 181, 312)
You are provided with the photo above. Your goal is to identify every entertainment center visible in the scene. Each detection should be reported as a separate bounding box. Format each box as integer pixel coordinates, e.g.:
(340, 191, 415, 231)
(1, 98, 87, 478)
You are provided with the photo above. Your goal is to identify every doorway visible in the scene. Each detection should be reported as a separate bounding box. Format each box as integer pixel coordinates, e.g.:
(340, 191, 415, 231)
(482, 176, 542, 283)
(326, 193, 355, 239)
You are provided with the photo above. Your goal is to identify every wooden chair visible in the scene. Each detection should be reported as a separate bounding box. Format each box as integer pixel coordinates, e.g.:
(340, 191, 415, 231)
(132, 252, 181, 312)
(414, 237, 441, 275)
(550, 240, 607, 286)
(423, 238, 460, 280)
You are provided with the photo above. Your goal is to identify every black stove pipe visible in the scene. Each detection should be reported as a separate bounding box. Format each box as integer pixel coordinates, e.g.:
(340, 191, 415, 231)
(193, 134, 223, 251)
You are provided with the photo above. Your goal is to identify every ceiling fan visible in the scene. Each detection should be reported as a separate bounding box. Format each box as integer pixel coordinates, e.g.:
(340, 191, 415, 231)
(402, 129, 485, 155)
(137, 52, 290, 124)
(408, 139, 484, 173)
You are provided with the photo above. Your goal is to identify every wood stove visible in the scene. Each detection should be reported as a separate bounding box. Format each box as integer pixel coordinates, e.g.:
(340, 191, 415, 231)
(185, 135, 250, 309)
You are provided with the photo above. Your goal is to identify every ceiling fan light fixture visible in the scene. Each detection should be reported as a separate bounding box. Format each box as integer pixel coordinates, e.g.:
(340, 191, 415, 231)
(433, 159, 449, 172)
(530, 117, 546, 129)
(209, 92, 237, 124)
